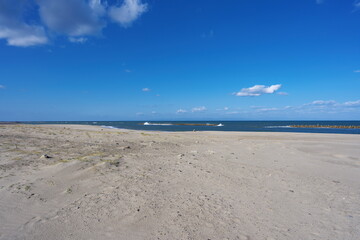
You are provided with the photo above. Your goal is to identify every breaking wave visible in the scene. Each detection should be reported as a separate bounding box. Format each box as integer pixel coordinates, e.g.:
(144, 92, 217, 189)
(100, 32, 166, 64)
(265, 125, 291, 128)
(101, 125, 119, 129)
(143, 122, 173, 126)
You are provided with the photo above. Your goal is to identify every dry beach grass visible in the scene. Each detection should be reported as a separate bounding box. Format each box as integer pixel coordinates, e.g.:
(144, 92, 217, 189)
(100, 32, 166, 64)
(0, 124, 359, 240)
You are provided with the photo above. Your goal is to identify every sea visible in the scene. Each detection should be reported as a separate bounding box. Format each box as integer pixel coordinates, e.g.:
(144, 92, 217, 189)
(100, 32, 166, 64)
(26, 121, 360, 134)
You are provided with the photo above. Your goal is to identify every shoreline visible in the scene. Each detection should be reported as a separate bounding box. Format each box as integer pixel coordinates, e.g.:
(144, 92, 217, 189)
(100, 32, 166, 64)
(7, 123, 360, 135)
(30, 123, 360, 136)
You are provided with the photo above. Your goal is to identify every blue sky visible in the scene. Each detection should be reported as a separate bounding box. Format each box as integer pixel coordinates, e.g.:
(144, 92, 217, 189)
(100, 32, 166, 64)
(1, 0, 360, 121)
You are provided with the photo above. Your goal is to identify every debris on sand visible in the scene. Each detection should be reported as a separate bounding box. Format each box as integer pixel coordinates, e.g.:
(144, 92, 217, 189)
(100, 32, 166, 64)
(120, 146, 131, 150)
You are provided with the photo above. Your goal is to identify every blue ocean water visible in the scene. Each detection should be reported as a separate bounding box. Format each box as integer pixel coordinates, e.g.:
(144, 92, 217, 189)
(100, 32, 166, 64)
(26, 121, 360, 134)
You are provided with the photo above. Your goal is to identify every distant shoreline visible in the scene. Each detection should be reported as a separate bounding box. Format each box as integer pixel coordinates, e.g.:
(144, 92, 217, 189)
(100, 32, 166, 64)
(0, 121, 22, 124)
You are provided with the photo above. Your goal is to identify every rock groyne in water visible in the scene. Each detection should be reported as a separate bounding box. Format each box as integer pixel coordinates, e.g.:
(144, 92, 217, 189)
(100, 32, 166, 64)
(290, 125, 360, 129)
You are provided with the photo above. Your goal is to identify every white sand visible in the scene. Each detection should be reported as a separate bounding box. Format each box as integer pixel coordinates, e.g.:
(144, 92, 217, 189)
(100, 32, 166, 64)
(0, 124, 359, 240)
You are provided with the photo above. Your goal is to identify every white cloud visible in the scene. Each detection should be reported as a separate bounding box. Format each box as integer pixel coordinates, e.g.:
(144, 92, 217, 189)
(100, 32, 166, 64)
(277, 92, 288, 96)
(37, 0, 106, 36)
(0, 0, 48, 47)
(176, 109, 187, 113)
(68, 37, 88, 43)
(0, 0, 149, 47)
(343, 100, 360, 107)
(256, 107, 279, 112)
(192, 106, 207, 112)
(300, 99, 360, 110)
(109, 0, 147, 27)
(310, 100, 337, 105)
(216, 99, 360, 118)
(225, 111, 239, 115)
(234, 84, 282, 96)
(142, 88, 151, 92)
(0, 26, 48, 47)
(216, 107, 229, 111)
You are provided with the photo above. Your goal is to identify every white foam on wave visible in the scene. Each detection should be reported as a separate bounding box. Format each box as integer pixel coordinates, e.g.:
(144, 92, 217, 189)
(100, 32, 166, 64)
(217, 123, 224, 127)
(143, 122, 173, 126)
(101, 125, 119, 129)
(265, 125, 291, 128)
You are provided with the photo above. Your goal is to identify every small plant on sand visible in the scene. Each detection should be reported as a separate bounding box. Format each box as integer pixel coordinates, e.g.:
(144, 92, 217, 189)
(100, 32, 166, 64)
(66, 188, 72, 194)
(102, 159, 120, 167)
(141, 132, 152, 136)
(58, 159, 70, 163)
(25, 185, 31, 191)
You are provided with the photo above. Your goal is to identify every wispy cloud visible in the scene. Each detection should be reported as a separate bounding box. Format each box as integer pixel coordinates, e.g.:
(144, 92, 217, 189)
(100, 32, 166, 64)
(231, 99, 360, 118)
(343, 100, 360, 107)
(309, 100, 337, 105)
(354, 70, 360, 73)
(175, 106, 207, 113)
(176, 109, 187, 113)
(277, 92, 288, 96)
(225, 111, 239, 115)
(0, 85, 5, 89)
(316, 0, 325, 4)
(201, 29, 214, 38)
(213, 99, 360, 118)
(0, 0, 148, 47)
(355, 0, 360, 8)
(109, 0, 148, 27)
(256, 107, 279, 112)
(68, 37, 88, 43)
(293, 99, 360, 112)
(192, 106, 207, 112)
(234, 84, 282, 97)
(142, 88, 151, 92)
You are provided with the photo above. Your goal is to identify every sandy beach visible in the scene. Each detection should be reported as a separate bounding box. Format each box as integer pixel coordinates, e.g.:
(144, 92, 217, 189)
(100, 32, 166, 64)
(0, 124, 359, 240)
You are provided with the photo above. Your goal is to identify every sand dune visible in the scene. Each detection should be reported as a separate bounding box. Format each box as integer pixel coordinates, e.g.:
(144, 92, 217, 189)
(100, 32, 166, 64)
(0, 124, 359, 240)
